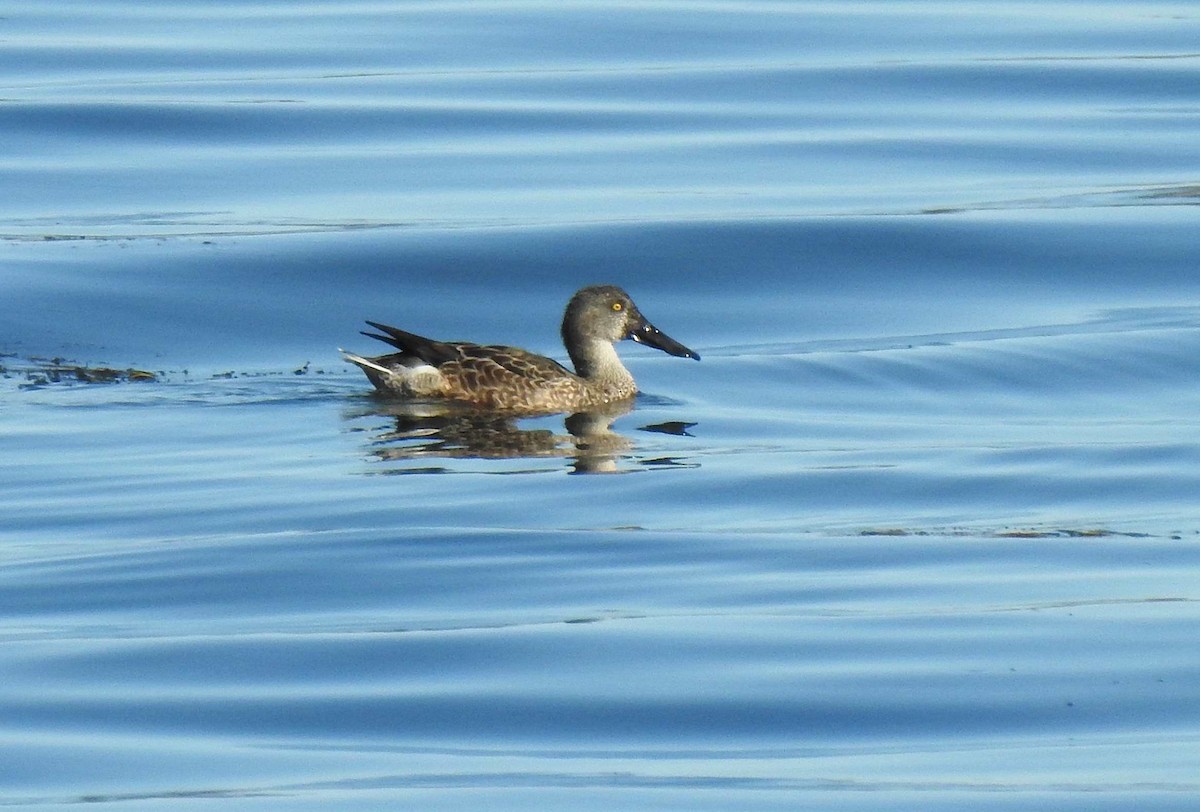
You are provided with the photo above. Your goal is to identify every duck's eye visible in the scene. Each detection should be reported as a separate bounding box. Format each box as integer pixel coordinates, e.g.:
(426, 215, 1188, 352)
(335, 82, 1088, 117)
(611, 302, 623, 312)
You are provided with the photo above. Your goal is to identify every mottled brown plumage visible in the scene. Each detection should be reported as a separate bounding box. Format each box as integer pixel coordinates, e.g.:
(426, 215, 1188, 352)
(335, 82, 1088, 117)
(341, 285, 699, 413)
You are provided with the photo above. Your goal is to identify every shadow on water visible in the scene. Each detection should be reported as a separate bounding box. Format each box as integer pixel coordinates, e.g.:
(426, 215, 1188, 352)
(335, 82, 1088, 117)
(343, 398, 699, 475)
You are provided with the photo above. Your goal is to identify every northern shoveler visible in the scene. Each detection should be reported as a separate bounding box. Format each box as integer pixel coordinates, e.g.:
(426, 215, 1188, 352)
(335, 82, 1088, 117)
(341, 285, 699, 412)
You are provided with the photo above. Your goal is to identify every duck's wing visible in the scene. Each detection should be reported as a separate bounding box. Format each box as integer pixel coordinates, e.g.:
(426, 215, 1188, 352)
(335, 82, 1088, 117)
(438, 345, 581, 410)
(361, 321, 580, 409)
(364, 321, 573, 376)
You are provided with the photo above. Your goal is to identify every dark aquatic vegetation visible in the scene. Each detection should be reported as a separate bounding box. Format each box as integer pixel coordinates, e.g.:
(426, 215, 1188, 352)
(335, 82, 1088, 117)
(341, 285, 699, 412)
(6, 355, 158, 388)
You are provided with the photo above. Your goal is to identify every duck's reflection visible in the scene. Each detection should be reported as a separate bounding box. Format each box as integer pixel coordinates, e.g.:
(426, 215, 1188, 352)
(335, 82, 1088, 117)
(345, 398, 696, 474)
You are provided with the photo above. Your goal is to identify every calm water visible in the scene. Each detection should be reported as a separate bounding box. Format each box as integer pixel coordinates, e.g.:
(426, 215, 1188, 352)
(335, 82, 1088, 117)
(3, 2, 1200, 809)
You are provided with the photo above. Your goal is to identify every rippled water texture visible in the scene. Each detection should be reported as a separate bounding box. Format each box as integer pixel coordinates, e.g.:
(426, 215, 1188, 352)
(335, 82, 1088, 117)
(2, 2, 1199, 809)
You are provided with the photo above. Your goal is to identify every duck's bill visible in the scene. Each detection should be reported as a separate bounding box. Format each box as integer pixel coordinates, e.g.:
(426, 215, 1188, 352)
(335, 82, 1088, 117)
(629, 319, 701, 361)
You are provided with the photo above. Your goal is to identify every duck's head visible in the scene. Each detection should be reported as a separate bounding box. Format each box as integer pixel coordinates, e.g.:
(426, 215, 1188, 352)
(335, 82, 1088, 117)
(562, 285, 700, 361)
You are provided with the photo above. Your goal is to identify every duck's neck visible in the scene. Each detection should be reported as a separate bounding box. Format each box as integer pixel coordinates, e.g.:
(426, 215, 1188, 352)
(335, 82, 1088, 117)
(569, 338, 636, 399)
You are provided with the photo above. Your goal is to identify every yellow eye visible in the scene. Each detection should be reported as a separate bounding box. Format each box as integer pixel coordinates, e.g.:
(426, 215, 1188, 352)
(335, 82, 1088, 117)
(611, 302, 623, 312)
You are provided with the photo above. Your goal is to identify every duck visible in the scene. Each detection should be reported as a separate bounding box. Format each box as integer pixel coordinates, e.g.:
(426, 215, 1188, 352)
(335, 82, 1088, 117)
(341, 285, 699, 412)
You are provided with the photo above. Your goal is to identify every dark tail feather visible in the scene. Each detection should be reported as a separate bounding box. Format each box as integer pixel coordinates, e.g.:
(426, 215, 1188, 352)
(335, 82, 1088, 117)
(362, 320, 459, 365)
(360, 330, 397, 345)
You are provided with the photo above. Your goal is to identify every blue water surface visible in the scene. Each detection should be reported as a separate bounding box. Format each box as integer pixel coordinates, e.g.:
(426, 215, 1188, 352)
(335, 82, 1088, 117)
(2, 1, 1199, 809)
